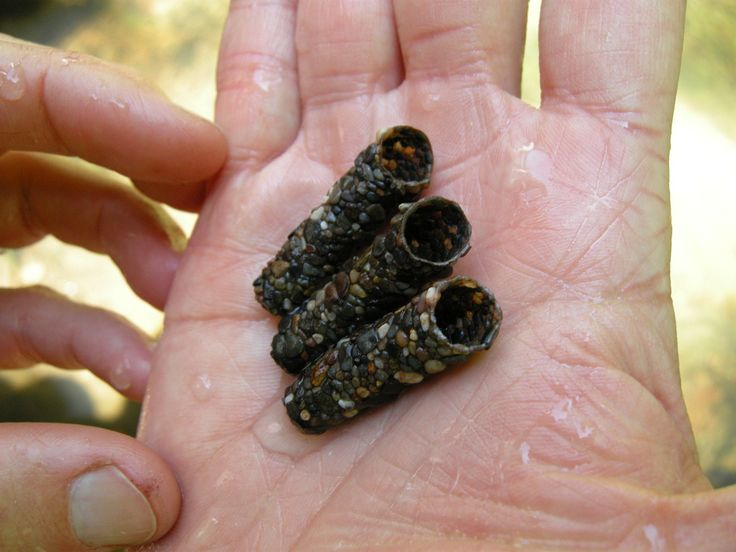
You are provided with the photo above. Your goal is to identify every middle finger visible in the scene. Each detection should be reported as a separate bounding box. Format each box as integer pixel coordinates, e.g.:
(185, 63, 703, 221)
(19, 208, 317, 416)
(296, 0, 404, 165)
(394, 0, 529, 96)
(296, 0, 403, 110)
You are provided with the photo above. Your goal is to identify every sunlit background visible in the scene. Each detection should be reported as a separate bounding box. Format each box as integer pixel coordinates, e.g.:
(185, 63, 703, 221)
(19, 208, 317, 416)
(1, 0, 734, 488)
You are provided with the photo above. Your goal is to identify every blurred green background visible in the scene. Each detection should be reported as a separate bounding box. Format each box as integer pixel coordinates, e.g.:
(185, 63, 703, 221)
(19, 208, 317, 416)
(1, 0, 734, 488)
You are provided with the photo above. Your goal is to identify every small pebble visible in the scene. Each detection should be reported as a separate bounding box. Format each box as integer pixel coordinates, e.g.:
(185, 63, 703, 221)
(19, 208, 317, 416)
(394, 371, 424, 384)
(424, 360, 445, 374)
(420, 312, 430, 332)
(395, 330, 409, 347)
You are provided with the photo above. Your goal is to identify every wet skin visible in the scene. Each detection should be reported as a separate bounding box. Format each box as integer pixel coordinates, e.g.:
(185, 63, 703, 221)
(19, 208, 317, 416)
(139, 1, 736, 550)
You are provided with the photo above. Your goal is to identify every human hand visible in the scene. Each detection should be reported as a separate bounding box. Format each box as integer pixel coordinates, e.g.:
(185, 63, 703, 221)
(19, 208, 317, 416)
(140, 0, 736, 549)
(0, 34, 226, 550)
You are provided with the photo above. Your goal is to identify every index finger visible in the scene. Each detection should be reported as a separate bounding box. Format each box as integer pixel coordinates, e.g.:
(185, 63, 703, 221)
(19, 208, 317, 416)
(0, 35, 226, 184)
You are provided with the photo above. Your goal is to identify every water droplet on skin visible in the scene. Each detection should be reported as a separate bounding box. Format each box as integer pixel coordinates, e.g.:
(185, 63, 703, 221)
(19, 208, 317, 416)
(0, 61, 26, 101)
(418, 77, 443, 111)
(253, 68, 281, 92)
(519, 441, 531, 464)
(110, 364, 132, 392)
(551, 398, 572, 422)
(511, 145, 551, 207)
(110, 97, 128, 110)
(420, 92, 441, 111)
(575, 421, 594, 439)
(600, 110, 634, 130)
(253, 400, 324, 459)
(60, 52, 81, 66)
(609, 118, 630, 129)
(524, 148, 553, 184)
(193, 517, 220, 544)
(643, 524, 666, 552)
(215, 471, 234, 488)
(518, 141, 535, 152)
(192, 373, 213, 401)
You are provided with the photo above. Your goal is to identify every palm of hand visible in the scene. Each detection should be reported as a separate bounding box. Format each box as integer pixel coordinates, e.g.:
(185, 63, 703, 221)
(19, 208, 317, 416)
(140, 2, 732, 549)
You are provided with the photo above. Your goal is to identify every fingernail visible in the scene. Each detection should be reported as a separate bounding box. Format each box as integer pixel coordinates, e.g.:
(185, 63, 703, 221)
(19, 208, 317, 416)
(69, 465, 157, 547)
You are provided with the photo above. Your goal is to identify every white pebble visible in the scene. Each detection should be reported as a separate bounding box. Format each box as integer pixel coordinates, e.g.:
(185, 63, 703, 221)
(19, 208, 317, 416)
(426, 287, 437, 302)
(309, 206, 325, 220)
(420, 312, 430, 331)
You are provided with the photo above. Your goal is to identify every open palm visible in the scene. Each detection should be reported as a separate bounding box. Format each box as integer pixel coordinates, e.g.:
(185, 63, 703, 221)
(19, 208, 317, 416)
(140, 1, 735, 549)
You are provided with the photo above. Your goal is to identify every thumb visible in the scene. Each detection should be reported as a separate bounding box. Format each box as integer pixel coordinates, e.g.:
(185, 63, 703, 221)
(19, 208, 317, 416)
(0, 423, 180, 550)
